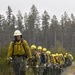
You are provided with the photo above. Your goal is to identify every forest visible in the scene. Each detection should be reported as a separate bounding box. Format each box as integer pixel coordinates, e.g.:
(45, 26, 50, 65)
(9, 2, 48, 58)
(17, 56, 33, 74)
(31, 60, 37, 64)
(0, 5, 75, 52)
(0, 4, 75, 74)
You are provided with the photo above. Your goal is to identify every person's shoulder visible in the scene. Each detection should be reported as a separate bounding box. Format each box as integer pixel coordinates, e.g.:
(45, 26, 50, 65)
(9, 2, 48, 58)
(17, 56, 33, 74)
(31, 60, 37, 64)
(22, 39, 26, 42)
(10, 40, 14, 43)
(22, 39, 28, 44)
(9, 40, 14, 46)
(36, 53, 39, 57)
(11, 40, 16, 44)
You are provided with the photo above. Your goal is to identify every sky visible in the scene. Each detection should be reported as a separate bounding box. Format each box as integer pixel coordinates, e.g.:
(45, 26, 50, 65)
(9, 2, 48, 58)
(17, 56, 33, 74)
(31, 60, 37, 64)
(0, 0, 75, 21)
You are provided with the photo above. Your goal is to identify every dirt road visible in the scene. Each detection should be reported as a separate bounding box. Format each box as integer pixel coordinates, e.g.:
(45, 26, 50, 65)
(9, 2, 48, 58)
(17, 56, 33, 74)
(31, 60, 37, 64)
(61, 61, 75, 75)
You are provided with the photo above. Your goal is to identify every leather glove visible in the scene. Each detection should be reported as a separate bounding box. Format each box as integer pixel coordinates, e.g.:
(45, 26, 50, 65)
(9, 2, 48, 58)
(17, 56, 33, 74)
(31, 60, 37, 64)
(7, 57, 12, 65)
(26, 65, 29, 68)
(36, 65, 39, 68)
(27, 57, 32, 61)
(44, 64, 46, 67)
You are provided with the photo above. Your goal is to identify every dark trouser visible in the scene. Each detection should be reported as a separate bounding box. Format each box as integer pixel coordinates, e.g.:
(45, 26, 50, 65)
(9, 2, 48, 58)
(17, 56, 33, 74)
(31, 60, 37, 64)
(32, 67, 39, 75)
(39, 63, 45, 75)
(12, 57, 26, 75)
(46, 67, 52, 75)
(52, 64, 56, 75)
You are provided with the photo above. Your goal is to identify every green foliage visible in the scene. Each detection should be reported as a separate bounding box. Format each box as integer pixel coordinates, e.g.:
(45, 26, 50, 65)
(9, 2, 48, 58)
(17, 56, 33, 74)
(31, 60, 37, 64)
(50, 46, 57, 53)
(0, 47, 14, 75)
(56, 42, 67, 54)
(0, 47, 7, 58)
(50, 42, 67, 54)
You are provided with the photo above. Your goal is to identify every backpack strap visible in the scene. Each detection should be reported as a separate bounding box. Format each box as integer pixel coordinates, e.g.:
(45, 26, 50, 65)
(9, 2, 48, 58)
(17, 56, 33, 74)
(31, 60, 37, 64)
(21, 39, 26, 53)
(21, 39, 27, 58)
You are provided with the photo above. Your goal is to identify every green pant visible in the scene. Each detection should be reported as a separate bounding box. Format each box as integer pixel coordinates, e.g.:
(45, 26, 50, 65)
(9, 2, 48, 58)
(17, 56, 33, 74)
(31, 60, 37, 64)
(12, 57, 26, 75)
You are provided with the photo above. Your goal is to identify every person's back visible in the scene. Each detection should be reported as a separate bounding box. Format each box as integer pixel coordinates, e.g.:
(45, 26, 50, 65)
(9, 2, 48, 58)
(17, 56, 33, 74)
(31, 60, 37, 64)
(40, 52, 46, 64)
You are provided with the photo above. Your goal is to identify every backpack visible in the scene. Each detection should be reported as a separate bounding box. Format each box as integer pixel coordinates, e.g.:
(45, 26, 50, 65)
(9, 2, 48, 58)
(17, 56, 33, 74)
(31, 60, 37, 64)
(32, 54, 37, 62)
(12, 39, 27, 59)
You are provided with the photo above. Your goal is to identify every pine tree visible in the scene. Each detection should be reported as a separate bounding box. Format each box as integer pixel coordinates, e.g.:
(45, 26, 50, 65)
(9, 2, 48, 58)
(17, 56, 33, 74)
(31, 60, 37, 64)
(41, 10, 50, 47)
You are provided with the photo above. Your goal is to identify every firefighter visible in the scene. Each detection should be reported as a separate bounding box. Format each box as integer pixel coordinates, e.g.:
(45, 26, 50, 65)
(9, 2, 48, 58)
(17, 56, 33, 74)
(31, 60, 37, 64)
(58, 54, 64, 70)
(55, 53, 62, 75)
(42, 48, 47, 63)
(68, 53, 74, 61)
(7, 30, 31, 75)
(46, 51, 51, 75)
(30, 45, 40, 75)
(51, 54, 56, 75)
(64, 53, 71, 67)
(42, 48, 47, 75)
(37, 46, 46, 75)
(67, 53, 73, 66)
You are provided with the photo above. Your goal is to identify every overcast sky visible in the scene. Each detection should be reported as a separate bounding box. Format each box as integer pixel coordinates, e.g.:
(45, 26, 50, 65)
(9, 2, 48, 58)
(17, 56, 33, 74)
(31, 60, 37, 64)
(0, 0, 75, 20)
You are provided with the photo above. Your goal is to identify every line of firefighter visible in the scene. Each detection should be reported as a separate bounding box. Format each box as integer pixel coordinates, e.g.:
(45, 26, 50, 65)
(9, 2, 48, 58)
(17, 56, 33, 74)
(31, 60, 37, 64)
(26, 45, 74, 75)
(7, 30, 74, 75)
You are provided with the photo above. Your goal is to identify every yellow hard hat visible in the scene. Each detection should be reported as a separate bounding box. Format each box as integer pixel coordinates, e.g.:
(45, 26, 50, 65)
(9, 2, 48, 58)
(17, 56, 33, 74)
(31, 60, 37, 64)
(43, 48, 47, 52)
(46, 51, 51, 55)
(46, 51, 48, 54)
(31, 45, 36, 50)
(37, 46, 42, 50)
(56, 53, 58, 56)
(66, 53, 68, 55)
(13, 30, 22, 36)
(64, 55, 66, 58)
(52, 54, 56, 57)
(59, 53, 63, 57)
(48, 51, 51, 54)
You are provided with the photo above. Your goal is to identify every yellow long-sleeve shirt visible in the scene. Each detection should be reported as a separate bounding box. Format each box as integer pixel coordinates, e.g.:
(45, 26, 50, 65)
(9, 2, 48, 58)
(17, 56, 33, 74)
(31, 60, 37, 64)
(7, 40, 31, 60)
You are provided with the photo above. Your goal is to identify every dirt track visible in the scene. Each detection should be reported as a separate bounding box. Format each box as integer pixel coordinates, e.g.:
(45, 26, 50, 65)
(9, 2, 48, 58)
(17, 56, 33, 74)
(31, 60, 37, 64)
(61, 61, 75, 75)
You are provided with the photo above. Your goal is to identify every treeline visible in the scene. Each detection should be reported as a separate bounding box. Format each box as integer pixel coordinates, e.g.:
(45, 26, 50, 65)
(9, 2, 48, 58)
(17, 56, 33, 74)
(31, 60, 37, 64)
(0, 5, 75, 54)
